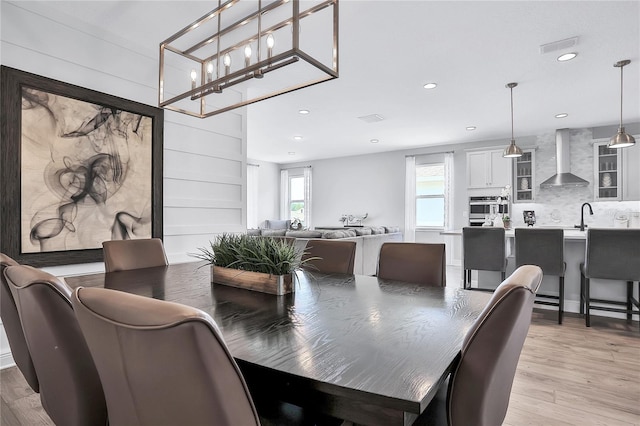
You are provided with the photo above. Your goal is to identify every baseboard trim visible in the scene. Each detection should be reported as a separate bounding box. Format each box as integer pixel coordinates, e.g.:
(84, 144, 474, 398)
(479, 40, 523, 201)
(0, 352, 16, 370)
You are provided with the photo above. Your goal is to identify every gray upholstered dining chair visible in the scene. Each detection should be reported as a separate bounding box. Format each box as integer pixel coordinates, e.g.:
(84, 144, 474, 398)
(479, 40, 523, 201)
(301, 239, 357, 274)
(377, 242, 446, 286)
(72, 286, 320, 426)
(102, 238, 168, 272)
(580, 228, 640, 328)
(515, 228, 565, 324)
(4, 265, 108, 426)
(0, 253, 39, 393)
(414, 265, 543, 426)
(463, 227, 507, 291)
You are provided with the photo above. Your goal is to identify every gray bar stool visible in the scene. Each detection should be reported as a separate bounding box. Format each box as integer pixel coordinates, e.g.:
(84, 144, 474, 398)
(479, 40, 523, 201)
(463, 227, 506, 291)
(580, 228, 640, 328)
(515, 228, 565, 324)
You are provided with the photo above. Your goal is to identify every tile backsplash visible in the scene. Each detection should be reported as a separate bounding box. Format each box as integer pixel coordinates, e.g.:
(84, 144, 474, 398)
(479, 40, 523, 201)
(511, 200, 640, 228)
(510, 128, 640, 228)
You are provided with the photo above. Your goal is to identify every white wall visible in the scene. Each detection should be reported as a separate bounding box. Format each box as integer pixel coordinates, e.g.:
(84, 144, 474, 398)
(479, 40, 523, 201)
(248, 158, 280, 227)
(0, 2, 246, 368)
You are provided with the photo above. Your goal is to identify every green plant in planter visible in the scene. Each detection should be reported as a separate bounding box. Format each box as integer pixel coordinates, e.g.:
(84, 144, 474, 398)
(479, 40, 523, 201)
(192, 233, 306, 276)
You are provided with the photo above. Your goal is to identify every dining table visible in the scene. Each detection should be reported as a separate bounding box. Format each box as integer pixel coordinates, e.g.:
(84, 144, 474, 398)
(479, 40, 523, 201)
(64, 261, 492, 426)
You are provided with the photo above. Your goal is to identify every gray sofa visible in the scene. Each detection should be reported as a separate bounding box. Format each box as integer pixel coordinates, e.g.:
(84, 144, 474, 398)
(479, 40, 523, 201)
(247, 226, 403, 275)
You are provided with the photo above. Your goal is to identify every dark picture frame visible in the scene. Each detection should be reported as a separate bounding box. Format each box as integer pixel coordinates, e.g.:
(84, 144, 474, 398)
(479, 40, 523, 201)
(1, 66, 163, 267)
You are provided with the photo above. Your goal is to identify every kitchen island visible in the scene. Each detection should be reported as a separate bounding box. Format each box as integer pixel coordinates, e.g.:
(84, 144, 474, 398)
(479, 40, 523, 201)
(441, 227, 634, 319)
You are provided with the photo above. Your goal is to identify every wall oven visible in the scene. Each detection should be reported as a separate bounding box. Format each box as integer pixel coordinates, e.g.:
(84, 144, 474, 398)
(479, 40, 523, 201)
(469, 196, 510, 226)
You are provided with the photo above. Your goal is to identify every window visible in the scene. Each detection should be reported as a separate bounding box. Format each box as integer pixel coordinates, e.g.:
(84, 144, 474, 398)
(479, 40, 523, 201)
(416, 163, 445, 228)
(289, 175, 305, 224)
(281, 168, 312, 227)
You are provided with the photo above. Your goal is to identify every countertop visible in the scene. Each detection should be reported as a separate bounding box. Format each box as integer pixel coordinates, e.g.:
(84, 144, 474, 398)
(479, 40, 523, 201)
(441, 227, 587, 240)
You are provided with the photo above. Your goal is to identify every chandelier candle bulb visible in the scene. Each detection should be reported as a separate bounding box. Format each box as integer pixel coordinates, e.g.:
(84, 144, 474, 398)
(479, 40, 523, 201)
(244, 45, 252, 66)
(190, 69, 197, 90)
(206, 62, 214, 83)
(267, 34, 275, 60)
(223, 53, 231, 76)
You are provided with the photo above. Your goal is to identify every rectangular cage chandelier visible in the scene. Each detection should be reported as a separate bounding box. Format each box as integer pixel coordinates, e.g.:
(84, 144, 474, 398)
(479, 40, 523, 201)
(159, 0, 339, 118)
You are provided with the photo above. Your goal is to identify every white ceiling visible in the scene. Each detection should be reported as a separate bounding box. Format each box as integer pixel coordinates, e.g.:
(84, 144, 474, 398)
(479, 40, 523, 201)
(18, 1, 640, 164)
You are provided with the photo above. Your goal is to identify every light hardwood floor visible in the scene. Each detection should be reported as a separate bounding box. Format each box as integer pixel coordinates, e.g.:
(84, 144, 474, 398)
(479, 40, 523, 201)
(1, 312, 638, 426)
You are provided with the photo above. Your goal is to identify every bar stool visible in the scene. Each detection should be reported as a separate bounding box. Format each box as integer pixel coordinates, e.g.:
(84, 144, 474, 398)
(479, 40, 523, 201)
(580, 228, 640, 328)
(515, 228, 565, 324)
(462, 227, 506, 291)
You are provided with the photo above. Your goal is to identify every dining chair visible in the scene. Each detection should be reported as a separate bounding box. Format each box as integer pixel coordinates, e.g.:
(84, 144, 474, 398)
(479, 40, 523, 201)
(301, 239, 357, 274)
(515, 228, 565, 324)
(415, 264, 543, 426)
(72, 286, 321, 426)
(102, 238, 168, 272)
(580, 228, 640, 328)
(0, 253, 39, 393)
(462, 227, 506, 291)
(377, 242, 446, 286)
(4, 265, 107, 426)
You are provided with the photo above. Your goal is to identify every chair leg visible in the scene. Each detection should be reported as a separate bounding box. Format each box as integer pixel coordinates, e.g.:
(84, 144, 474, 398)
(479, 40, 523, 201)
(501, 271, 506, 281)
(585, 277, 591, 327)
(558, 276, 564, 325)
(579, 272, 585, 315)
(627, 281, 633, 323)
(637, 282, 640, 332)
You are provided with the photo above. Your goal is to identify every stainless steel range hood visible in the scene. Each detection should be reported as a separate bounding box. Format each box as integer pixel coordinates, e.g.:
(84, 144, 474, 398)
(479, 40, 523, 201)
(540, 129, 589, 188)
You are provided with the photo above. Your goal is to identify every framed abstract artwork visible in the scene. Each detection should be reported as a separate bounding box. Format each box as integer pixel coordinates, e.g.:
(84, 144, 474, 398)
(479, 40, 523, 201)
(1, 66, 163, 267)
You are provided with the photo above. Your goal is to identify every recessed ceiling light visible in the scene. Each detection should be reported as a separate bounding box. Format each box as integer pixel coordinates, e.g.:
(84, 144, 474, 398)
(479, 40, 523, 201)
(466, 126, 476, 131)
(557, 52, 577, 62)
(288, 152, 295, 155)
(555, 113, 569, 118)
(423, 83, 437, 89)
(370, 139, 379, 143)
(298, 109, 310, 114)
(294, 135, 303, 141)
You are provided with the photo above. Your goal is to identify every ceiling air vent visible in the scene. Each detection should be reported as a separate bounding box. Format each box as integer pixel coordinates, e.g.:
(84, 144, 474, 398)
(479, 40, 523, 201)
(539, 36, 579, 55)
(358, 114, 384, 123)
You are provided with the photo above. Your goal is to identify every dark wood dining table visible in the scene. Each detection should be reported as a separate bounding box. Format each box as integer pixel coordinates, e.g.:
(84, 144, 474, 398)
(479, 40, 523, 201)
(64, 262, 492, 426)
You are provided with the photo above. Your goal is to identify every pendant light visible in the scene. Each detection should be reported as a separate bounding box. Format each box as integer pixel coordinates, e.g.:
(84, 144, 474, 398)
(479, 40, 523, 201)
(503, 82, 523, 158)
(608, 60, 636, 149)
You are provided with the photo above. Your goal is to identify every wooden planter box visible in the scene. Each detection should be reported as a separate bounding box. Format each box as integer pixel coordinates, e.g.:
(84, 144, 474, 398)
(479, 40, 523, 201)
(210, 265, 294, 295)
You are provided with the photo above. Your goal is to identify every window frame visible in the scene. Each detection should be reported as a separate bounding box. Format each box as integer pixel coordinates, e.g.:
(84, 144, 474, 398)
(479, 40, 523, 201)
(288, 174, 306, 225)
(415, 162, 446, 229)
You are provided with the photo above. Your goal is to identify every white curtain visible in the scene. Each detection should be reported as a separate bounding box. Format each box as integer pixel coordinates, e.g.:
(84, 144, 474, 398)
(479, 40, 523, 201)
(246, 164, 259, 229)
(303, 167, 312, 228)
(404, 156, 416, 242)
(444, 152, 454, 230)
(280, 169, 289, 221)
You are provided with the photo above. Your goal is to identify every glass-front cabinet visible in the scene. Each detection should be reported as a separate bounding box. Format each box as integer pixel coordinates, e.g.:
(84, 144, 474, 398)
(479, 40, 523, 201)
(513, 150, 534, 202)
(593, 142, 621, 200)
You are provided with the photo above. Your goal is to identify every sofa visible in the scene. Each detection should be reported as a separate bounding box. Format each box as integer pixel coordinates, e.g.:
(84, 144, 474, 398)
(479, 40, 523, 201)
(247, 226, 403, 276)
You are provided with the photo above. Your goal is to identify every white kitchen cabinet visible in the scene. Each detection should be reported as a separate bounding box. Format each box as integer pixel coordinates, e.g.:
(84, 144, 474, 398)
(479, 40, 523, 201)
(513, 149, 535, 202)
(467, 149, 513, 189)
(621, 138, 640, 200)
(593, 139, 640, 201)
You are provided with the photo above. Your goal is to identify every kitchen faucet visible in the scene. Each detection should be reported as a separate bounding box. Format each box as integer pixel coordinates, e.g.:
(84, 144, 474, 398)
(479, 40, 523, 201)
(576, 202, 593, 231)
